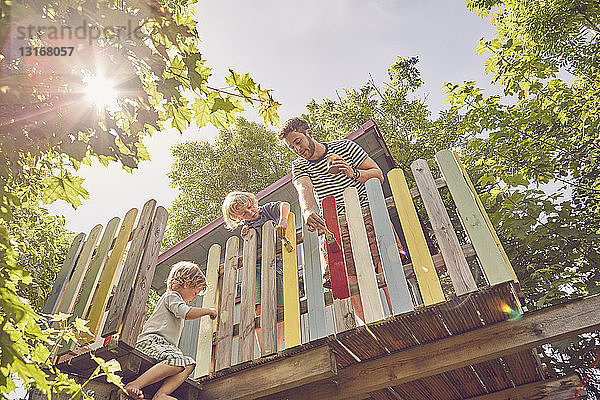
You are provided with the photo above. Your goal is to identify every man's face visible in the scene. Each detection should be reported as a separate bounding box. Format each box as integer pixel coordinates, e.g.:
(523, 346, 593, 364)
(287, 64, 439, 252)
(283, 130, 316, 160)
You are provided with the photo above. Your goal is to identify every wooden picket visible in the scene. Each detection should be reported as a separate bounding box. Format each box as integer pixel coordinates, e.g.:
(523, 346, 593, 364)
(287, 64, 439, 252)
(83, 207, 138, 343)
(343, 187, 384, 323)
(322, 196, 356, 333)
(452, 150, 518, 282)
(238, 229, 258, 364)
(365, 178, 414, 314)
(260, 222, 278, 356)
(195, 244, 221, 378)
(388, 168, 445, 306)
(302, 217, 327, 341)
(411, 159, 477, 295)
(54, 224, 103, 317)
(42, 232, 85, 315)
(282, 212, 301, 349)
(436, 150, 514, 286)
(103, 199, 156, 337)
(215, 236, 239, 371)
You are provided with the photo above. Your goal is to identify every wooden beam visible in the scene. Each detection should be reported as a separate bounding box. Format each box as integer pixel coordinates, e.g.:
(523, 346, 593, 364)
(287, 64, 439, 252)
(198, 345, 336, 400)
(262, 293, 600, 399)
(463, 374, 583, 400)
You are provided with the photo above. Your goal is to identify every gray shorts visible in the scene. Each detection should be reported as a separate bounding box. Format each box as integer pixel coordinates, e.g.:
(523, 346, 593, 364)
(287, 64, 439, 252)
(136, 334, 195, 368)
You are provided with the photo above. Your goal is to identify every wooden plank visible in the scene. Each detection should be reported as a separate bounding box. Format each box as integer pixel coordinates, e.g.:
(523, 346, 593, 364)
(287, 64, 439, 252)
(388, 168, 445, 306)
(260, 222, 277, 356)
(282, 212, 301, 349)
(55, 224, 103, 316)
(436, 150, 514, 286)
(464, 374, 583, 400)
(84, 208, 137, 343)
(301, 213, 327, 341)
(365, 178, 413, 314)
(199, 345, 336, 400)
(103, 199, 156, 337)
(119, 206, 168, 346)
(411, 159, 477, 295)
(343, 187, 384, 323)
(238, 228, 257, 364)
(71, 217, 120, 322)
(265, 292, 600, 400)
(452, 150, 518, 282)
(194, 243, 221, 378)
(215, 236, 239, 371)
(42, 232, 86, 315)
(321, 196, 351, 300)
(332, 297, 356, 333)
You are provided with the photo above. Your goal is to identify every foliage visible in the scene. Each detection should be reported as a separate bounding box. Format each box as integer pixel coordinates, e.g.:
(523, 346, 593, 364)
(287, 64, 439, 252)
(0, 0, 280, 395)
(446, 0, 600, 394)
(164, 117, 293, 247)
(303, 56, 466, 179)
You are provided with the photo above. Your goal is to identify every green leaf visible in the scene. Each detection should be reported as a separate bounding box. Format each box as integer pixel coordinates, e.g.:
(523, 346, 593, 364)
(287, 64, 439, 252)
(41, 173, 90, 209)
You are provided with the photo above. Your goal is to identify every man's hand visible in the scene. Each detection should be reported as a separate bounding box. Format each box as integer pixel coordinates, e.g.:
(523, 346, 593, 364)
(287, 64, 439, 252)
(328, 157, 355, 179)
(303, 209, 327, 233)
(241, 225, 249, 237)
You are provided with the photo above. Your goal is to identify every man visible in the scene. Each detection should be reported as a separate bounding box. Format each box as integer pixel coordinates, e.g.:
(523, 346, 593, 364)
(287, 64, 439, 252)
(278, 117, 383, 233)
(279, 117, 397, 318)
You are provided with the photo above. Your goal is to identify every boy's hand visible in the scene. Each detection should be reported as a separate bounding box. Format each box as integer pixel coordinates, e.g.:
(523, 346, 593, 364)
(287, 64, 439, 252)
(207, 308, 217, 319)
(275, 221, 287, 239)
(241, 225, 249, 237)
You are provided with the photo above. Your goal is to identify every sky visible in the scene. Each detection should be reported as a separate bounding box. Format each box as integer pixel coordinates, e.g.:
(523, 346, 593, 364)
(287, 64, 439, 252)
(47, 0, 498, 234)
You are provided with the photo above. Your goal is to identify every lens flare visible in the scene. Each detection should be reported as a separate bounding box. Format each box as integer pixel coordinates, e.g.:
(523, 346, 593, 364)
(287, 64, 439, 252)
(500, 302, 523, 321)
(82, 72, 118, 111)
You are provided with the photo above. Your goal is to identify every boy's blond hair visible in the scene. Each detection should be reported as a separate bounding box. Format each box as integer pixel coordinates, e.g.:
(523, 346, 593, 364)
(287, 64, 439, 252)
(166, 261, 207, 293)
(222, 191, 258, 229)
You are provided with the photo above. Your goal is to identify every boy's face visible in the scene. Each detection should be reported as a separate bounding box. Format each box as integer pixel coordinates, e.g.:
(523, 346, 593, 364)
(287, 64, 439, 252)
(283, 130, 316, 160)
(179, 284, 203, 303)
(235, 203, 259, 222)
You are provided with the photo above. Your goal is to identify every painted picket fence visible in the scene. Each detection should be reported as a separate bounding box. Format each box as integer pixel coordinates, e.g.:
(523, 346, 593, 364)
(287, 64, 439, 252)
(45, 152, 517, 382)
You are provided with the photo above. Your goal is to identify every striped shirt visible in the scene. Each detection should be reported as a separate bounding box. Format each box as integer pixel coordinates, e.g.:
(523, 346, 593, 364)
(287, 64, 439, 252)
(292, 140, 369, 213)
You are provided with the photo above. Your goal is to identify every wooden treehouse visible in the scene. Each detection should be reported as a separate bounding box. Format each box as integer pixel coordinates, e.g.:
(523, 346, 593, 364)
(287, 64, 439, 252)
(34, 121, 596, 400)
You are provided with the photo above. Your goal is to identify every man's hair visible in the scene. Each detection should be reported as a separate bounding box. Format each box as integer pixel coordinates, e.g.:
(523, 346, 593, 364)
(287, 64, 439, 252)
(222, 191, 259, 229)
(278, 117, 310, 139)
(167, 261, 207, 292)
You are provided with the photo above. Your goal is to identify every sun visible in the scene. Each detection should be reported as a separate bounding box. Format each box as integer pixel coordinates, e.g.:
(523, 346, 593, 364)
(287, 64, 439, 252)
(82, 72, 119, 111)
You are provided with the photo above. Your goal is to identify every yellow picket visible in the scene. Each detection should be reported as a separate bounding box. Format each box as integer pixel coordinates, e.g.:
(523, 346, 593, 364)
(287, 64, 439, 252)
(282, 212, 301, 349)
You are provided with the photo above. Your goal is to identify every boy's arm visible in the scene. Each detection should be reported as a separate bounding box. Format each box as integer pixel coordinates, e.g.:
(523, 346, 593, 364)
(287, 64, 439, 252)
(185, 307, 217, 320)
(276, 202, 291, 239)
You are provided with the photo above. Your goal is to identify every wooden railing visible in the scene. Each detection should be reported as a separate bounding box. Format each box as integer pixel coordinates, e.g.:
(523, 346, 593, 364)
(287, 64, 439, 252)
(45, 150, 518, 384)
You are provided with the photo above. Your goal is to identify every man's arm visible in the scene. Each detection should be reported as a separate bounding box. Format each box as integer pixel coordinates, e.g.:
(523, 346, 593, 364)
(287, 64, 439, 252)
(293, 176, 327, 232)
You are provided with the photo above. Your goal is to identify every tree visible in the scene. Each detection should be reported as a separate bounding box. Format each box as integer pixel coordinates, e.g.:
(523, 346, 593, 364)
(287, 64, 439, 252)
(0, 0, 280, 395)
(164, 117, 293, 247)
(444, 0, 600, 395)
(304, 56, 467, 178)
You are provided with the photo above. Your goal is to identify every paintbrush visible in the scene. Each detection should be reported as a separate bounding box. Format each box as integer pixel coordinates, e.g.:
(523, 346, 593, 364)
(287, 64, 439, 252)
(282, 236, 294, 253)
(323, 227, 341, 253)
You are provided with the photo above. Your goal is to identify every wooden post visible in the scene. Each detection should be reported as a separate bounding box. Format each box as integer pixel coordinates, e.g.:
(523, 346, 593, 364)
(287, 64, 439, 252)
(194, 243, 221, 378)
(343, 187, 384, 323)
(260, 222, 277, 356)
(365, 178, 414, 314)
(83, 208, 137, 343)
(103, 199, 156, 337)
(388, 168, 445, 306)
(42, 232, 85, 315)
(282, 212, 301, 349)
(411, 159, 477, 295)
(238, 229, 257, 364)
(215, 236, 239, 371)
(119, 206, 168, 346)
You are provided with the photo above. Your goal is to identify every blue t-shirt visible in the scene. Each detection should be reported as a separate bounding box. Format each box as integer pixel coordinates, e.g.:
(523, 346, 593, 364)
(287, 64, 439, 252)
(243, 201, 280, 246)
